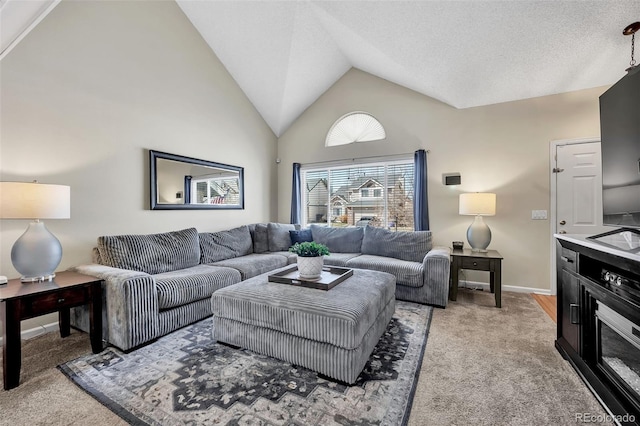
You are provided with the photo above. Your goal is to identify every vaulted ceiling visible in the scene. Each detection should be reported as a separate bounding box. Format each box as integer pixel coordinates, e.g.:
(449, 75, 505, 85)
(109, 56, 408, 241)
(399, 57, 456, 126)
(176, 1, 640, 136)
(3, 0, 639, 137)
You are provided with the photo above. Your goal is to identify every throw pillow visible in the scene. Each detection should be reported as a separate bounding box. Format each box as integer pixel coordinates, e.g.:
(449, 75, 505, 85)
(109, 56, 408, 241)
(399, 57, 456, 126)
(253, 223, 269, 253)
(199, 225, 253, 264)
(309, 224, 363, 253)
(360, 226, 432, 262)
(267, 222, 297, 252)
(289, 229, 313, 245)
(97, 227, 200, 274)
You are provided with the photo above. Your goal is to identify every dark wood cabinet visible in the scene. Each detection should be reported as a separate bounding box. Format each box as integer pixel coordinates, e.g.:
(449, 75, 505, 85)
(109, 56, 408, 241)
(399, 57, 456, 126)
(557, 244, 581, 355)
(556, 236, 640, 425)
(559, 269, 580, 353)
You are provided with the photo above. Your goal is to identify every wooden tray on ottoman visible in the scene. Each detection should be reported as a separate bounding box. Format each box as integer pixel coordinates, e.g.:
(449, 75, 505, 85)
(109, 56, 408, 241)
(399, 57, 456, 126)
(268, 265, 353, 290)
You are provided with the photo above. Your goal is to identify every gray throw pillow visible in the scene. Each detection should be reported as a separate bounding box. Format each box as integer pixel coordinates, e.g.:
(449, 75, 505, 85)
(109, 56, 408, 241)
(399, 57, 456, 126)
(253, 223, 269, 253)
(97, 227, 200, 274)
(290, 228, 313, 245)
(361, 226, 432, 262)
(267, 223, 297, 252)
(309, 224, 363, 253)
(199, 225, 253, 263)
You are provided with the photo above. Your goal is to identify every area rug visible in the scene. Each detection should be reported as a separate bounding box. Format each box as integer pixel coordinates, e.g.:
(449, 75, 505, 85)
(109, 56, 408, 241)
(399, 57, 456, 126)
(59, 301, 432, 426)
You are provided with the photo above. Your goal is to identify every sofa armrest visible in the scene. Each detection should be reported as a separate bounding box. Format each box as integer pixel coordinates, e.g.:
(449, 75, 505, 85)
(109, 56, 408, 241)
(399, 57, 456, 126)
(424, 246, 451, 261)
(71, 264, 160, 351)
(421, 247, 451, 307)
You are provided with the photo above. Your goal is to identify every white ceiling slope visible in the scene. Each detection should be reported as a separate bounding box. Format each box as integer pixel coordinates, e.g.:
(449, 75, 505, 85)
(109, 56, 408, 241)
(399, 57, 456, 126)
(178, 0, 640, 137)
(2, 1, 638, 137)
(0, 0, 60, 60)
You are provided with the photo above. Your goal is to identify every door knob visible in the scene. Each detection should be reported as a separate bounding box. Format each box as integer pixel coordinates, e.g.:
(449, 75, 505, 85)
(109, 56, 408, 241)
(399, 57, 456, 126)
(559, 230, 567, 234)
(559, 220, 566, 225)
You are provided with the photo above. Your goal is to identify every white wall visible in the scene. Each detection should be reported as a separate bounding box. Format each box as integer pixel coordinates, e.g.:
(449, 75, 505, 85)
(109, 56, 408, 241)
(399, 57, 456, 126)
(0, 0, 277, 331)
(277, 69, 604, 292)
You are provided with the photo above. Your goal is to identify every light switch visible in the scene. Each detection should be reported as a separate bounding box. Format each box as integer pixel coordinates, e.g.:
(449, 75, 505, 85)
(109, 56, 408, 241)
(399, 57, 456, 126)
(531, 210, 548, 220)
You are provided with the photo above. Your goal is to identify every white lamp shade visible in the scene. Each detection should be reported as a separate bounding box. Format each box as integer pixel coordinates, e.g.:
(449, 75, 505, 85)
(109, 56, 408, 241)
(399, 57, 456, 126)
(459, 193, 496, 216)
(0, 182, 70, 219)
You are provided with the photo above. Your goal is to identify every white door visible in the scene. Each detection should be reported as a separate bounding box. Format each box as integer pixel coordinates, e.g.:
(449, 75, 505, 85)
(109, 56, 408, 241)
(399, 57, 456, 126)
(550, 139, 608, 295)
(555, 141, 607, 235)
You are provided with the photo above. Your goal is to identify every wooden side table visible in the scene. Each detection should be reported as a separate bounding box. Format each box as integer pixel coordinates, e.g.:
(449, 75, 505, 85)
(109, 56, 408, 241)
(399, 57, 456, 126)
(449, 249, 503, 308)
(0, 271, 103, 390)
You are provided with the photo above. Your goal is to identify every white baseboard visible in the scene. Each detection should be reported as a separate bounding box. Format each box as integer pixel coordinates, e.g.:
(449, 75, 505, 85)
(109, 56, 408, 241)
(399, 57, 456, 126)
(459, 280, 552, 295)
(0, 321, 59, 346)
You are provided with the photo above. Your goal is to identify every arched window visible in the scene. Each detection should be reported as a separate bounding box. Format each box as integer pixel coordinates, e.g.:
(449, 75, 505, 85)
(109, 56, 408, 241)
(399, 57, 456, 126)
(325, 112, 386, 147)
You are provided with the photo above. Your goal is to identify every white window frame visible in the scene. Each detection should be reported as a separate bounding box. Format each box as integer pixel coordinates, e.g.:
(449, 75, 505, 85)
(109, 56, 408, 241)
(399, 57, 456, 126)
(191, 177, 234, 204)
(300, 154, 414, 228)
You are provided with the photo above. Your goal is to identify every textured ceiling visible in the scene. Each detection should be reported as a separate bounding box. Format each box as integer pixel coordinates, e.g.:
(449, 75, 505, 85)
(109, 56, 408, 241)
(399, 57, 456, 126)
(177, 0, 640, 137)
(3, 1, 638, 137)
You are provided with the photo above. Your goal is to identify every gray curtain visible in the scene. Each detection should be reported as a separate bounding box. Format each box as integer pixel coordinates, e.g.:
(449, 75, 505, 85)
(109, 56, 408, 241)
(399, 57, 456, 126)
(290, 163, 301, 225)
(413, 150, 429, 231)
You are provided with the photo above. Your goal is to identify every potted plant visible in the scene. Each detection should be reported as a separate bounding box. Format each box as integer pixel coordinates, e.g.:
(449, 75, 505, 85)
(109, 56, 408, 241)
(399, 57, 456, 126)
(289, 241, 330, 280)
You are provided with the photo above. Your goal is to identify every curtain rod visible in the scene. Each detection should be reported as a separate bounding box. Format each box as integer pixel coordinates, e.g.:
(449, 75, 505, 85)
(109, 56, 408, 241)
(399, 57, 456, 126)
(300, 150, 429, 169)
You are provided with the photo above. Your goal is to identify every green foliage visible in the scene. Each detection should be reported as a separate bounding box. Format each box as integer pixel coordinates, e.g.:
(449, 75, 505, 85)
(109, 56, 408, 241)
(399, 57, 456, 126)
(289, 241, 330, 257)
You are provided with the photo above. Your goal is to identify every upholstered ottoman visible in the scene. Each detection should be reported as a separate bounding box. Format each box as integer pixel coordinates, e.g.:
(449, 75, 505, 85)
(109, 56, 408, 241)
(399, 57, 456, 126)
(211, 267, 396, 384)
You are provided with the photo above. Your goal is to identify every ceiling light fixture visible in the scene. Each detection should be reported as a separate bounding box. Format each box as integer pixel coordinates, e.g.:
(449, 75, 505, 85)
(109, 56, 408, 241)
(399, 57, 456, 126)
(623, 21, 640, 72)
(325, 112, 386, 147)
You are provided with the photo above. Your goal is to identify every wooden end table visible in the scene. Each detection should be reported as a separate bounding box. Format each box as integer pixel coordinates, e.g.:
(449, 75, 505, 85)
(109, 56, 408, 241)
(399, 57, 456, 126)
(0, 271, 103, 390)
(449, 249, 503, 308)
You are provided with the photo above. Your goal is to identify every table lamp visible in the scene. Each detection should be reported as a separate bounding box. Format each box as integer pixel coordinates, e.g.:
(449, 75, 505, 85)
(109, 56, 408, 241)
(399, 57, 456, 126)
(0, 181, 71, 282)
(459, 192, 496, 252)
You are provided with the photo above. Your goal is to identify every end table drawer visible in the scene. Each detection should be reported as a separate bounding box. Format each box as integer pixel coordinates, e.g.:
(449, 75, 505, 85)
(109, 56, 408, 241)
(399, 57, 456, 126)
(461, 257, 491, 270)
(22, 287, 90, 317)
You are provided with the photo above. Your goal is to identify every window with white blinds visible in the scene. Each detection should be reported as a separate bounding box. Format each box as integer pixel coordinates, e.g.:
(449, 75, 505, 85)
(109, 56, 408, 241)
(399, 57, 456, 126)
(301, 158, 415, 231)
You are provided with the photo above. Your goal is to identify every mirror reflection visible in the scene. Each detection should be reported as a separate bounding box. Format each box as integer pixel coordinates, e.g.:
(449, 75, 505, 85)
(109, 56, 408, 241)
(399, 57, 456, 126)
(150, 150, 244, 210)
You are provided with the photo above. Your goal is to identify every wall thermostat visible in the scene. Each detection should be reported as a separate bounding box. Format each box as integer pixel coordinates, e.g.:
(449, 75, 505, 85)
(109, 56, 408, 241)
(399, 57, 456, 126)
(443, 173, 461, 186)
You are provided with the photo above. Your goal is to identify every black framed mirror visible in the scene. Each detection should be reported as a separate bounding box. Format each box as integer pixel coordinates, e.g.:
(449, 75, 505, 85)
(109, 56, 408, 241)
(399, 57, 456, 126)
(149, 150, 244, 210)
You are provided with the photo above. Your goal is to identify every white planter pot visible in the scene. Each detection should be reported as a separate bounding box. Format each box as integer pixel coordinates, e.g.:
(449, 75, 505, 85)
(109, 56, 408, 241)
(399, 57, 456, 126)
(297, 256, 324, 280)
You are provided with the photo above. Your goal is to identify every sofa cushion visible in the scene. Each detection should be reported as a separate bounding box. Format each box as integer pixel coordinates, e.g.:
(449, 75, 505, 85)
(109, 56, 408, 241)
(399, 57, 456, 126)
(361, 226, 432, 263)
(310, 224, 363, 253)
(323, 252, 361, 267)
(97, 227, 200, 275)
(289, 229, 313, 245)
(346, 254, 424, 288)
(253, 223, 269, 253)
(271, 251, 298, 265)
(199, 225, 253, 263)
(212, 253, 288, 280)
(267, 223, 297, 252)
(154, 264, 242, 310)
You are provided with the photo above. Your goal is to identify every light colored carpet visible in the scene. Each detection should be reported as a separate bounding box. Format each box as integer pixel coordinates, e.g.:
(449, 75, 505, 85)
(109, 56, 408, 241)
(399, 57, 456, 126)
(0, 330, 125, 426)
(408, 288, 610, 426)
(1, 289, 609, 426)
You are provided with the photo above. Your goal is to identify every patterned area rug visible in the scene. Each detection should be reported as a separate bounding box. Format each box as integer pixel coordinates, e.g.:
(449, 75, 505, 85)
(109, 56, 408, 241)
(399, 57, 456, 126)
(59, 301, 432, 425)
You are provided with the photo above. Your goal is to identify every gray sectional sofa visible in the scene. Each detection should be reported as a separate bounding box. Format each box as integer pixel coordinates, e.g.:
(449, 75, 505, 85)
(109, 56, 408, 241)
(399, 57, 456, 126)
(71, 222, 450, 351)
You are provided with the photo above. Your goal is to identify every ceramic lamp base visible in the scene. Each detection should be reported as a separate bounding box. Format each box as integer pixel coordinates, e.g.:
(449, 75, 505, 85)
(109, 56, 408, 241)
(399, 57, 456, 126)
(11, 221, 62, 283)
(466, 215, 492, 252)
